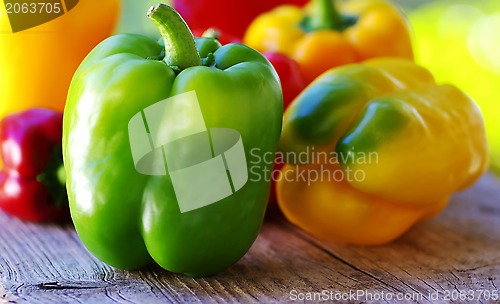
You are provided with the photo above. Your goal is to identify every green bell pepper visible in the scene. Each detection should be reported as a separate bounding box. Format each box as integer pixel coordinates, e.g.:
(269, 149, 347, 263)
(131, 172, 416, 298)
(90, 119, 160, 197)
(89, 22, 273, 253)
(63, 4, 282, 277)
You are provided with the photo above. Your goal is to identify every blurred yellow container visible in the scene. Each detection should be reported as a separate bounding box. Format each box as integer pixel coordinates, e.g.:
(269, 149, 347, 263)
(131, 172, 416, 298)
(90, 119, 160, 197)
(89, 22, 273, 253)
(0, 0, 119, 118)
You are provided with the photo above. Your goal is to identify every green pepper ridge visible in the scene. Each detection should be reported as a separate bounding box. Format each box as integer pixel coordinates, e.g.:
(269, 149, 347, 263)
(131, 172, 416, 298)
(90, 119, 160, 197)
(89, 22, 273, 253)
(336, 98, 409, 166)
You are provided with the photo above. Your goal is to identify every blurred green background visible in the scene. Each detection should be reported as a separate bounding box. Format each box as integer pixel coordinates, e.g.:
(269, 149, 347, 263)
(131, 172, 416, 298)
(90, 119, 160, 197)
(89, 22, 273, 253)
(394, 0, 428, 10)
(114, 0, 160, 37)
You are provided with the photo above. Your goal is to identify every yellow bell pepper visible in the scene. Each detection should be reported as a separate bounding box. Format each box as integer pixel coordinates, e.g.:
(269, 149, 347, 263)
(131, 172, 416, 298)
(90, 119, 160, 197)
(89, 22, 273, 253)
(244, 0, 413, 84)
(0, 0, 119, 118)
(277, 58, 488, 245)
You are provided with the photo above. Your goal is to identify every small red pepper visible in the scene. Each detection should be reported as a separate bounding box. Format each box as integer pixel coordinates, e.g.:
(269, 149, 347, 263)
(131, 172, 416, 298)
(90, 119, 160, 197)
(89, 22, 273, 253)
(0, 108, 67, 222)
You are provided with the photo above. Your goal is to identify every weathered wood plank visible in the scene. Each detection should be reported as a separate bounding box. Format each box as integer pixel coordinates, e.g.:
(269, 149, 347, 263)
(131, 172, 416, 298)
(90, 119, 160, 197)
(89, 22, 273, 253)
(0, 205, 392, 303)
(1, 174, 499, 303)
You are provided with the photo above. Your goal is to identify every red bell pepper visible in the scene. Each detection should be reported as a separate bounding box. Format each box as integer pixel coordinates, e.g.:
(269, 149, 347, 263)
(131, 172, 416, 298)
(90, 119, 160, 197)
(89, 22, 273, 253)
(263, 52, 306, 108)
(0, 108, 67, 222)
(173, 0, 308, 39)
(262, 52, 306, 203)
(265, 53, 305, 204)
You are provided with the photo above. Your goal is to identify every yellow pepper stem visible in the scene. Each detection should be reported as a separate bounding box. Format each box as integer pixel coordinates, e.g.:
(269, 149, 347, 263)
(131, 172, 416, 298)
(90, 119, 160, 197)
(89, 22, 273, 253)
(308, 0, 344, 31)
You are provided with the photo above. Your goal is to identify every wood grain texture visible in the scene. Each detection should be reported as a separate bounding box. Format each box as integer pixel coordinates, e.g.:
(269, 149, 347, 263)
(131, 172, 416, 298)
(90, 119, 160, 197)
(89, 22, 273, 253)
(1, 174, 499, 304)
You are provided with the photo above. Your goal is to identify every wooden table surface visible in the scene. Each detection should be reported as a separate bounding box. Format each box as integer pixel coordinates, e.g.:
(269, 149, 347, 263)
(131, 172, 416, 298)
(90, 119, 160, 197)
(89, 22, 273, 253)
(1, 174, 499, 303)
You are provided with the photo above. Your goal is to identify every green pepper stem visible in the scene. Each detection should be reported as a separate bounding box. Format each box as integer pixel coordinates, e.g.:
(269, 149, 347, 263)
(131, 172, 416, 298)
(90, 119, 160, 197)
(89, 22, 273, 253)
(309, 0, 343, 31)
(148, 4, 201, 73)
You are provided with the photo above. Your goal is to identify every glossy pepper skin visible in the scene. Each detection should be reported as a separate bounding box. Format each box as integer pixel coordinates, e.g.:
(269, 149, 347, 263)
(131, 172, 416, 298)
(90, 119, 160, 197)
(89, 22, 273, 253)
(0, 109, 67, 222)
(0, 0, 119, 119)
(244, 0, 413, 84)
(173, 0, 308, 39)
(277, 58, 488, 245)
(63, 5, 282, 276)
